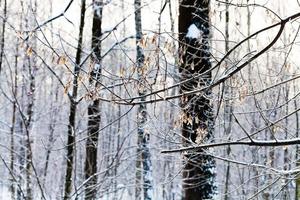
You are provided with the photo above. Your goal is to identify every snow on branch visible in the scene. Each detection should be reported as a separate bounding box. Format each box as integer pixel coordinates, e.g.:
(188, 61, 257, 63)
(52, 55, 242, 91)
(161, 138, 300, 153)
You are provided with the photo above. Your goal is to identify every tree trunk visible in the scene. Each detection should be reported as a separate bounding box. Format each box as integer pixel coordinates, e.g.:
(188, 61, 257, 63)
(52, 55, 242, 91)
(17, 5, 25, 199)
(0, 0, 7, 74)
(64, 0, 86, 199)
(10, 28, 19, 200)
(223, 1, 233, 199)
(84, 0, 102, 199)
(42, 80, 59, 190)
(134, 0, 153, 199)
(24, 45, 35, 200)
(295, 79, 300, 200)
(24, 2, 38, 199)
(246, 1, 259, 197)
(42, 1, 56, 192)
(283, 83, 290, 200)
(17, 119, 25, 200)
(179, 1, 216, 199)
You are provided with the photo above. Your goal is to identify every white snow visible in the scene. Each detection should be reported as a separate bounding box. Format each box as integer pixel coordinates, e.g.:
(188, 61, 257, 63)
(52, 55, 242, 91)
(0, 187, 11, 200)
(94, 63, 101, 71)
(93, 4, 102, 17)
(186, 24, 202, 39)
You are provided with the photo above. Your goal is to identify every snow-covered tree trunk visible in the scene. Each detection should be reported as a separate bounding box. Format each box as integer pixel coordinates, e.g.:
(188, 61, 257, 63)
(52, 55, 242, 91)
(42, 2, 56, 191)
(179, 0, 216, 199)
(84, 0, 103, 199)
(262, 53, 276, 200)
(17, 5, 25, 198)
(294, 80, 300, 200)
(134, 0, 153, 199)
(64, 0, 86, 199)
(9, 23, 19, 200)
(246, 1, 259, 196)
(223, 1, 233, 199)
(43, 79, 59, 193)
(283, 82, 290, 200)
(23, 2, 39, 199)
(17, 108, 25, 200)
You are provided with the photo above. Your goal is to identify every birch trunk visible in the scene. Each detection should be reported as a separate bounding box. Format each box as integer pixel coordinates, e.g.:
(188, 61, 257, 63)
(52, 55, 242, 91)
(24, 2, 38, 199)
(134, 0, 153, 199)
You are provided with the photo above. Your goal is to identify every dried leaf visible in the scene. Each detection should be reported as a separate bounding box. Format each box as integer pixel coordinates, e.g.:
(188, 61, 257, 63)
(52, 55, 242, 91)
(151, 35, 157, 44)
(57, 56, 67, 65)
(64, 81, 71, 94)
(139, 37, 147, 48)
(26, 47, 33, 57)
(119, 66, 126, 77)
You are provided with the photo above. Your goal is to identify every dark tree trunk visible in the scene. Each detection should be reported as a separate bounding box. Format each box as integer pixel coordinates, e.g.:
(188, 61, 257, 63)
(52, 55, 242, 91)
(84, 0, 102, 199)
(0, 0, 7, 74)
(179, 1, 216, 199)
(64, 0, 86, 199)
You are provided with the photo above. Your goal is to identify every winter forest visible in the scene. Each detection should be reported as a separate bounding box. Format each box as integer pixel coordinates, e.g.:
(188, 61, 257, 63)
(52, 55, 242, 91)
(2, 0, 300, 199)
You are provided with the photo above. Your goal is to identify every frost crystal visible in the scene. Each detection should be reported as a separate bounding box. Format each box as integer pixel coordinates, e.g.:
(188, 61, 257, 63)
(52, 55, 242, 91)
(186, 24, 201, 39)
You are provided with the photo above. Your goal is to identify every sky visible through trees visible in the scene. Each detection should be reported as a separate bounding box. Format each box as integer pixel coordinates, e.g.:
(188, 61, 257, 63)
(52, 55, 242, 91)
(1, 0, 300, 199)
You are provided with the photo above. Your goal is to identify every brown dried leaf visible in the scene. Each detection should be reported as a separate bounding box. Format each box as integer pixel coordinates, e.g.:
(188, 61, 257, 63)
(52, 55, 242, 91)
(151, 35, 157, 44)
(139, 37, 147, 48)
(26, 47, 33, 57)
(64, 81, 71, 94)
(57, 56, 67, 65)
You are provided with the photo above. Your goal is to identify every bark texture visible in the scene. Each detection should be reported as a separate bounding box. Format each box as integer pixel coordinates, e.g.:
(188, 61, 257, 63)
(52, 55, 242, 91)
(295, 79, 300, 200)
(84, 0, 103, 199)
(134, 0, 153, 199)
(223, 1, 233, 199)
(0, 0, 7, 74)
(179, 0, 216, 199)
(64, 0, 86, 199)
